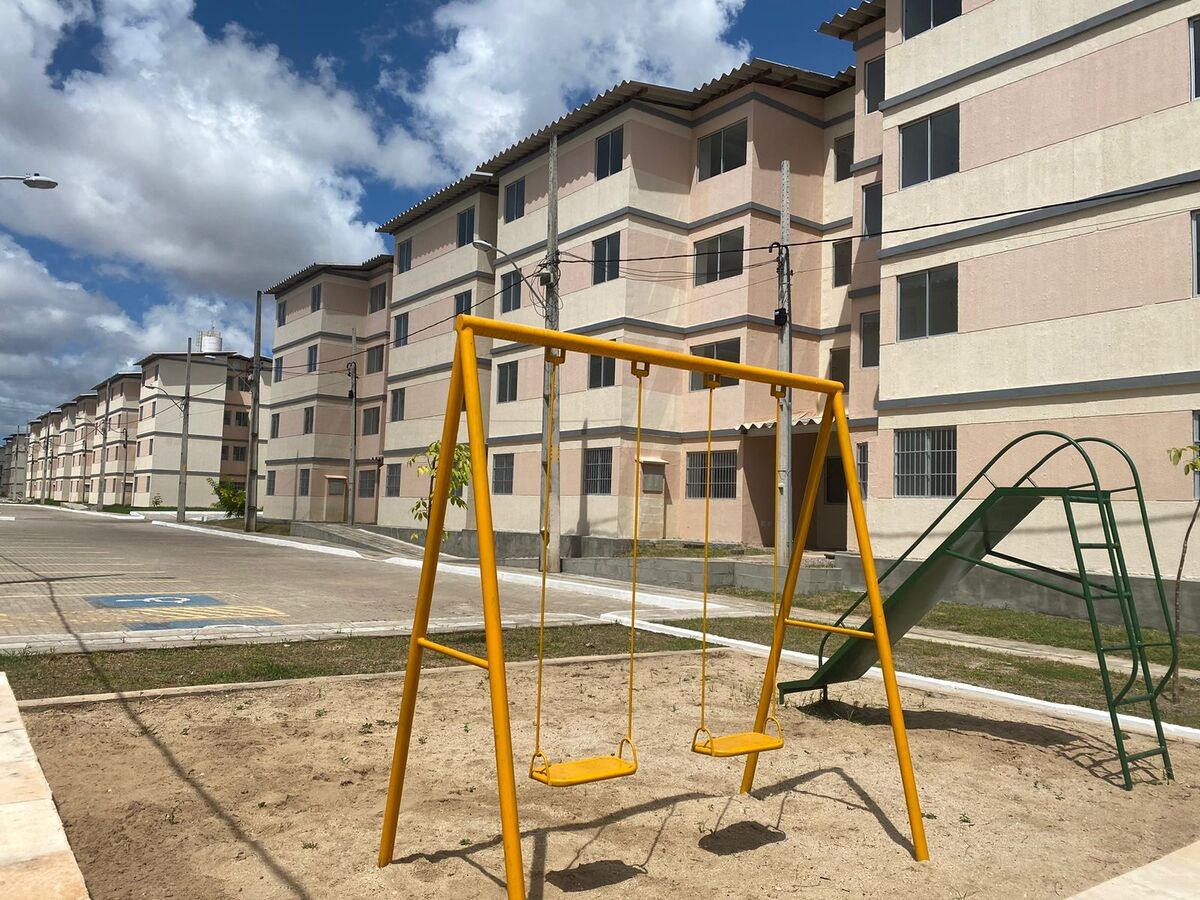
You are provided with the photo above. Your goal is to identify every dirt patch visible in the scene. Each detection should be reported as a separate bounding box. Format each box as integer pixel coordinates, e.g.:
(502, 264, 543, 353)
(22, 650, 1200, 899)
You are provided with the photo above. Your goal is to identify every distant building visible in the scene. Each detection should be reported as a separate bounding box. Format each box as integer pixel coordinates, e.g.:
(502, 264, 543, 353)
(0, 432, 27, 499)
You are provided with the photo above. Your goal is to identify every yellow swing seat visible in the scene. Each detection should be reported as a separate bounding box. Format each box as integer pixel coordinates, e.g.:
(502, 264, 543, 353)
(691, 719, 784, 759)
(530, 740, 638, 788)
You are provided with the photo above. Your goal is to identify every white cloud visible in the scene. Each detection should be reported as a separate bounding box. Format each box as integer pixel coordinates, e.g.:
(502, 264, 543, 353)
(0, 235, 254, 434)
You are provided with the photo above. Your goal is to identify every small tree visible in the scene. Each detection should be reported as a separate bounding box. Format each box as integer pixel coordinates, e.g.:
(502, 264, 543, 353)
(207, 477, 246, 519)
(1167, 443, 1200, 700)
(408, 441, 471, 540)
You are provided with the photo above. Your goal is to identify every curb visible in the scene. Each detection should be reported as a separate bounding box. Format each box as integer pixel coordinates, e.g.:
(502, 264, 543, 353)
(37, 505, 144, 521)
(604, 615, 1200, 746)
(151, 520, 366, 557)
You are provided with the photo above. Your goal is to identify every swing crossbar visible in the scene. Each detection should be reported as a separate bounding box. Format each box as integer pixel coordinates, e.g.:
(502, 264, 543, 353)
(416, 637, 489, 670)
(530, 754, 638, 787)
(785, 618, 874, 640)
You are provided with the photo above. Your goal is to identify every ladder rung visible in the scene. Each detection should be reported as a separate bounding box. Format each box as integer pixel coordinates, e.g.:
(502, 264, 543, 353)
(1116, 692, 1155, 705)
(785, 618, 874, 640)
(1124, 747, 1167, 763)
(1100, 641, 1173, 653)
(1077, 542, 1116, 550)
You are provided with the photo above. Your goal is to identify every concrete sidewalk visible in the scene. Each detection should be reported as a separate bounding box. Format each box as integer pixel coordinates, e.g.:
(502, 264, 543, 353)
(1073, 839, 1200, 897)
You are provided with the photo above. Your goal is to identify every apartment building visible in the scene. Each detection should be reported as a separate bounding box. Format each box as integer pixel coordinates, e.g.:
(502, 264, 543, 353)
(821, 0, 1200, 576)
(90, 373, 141, 507)
(263, 255, 393, 523)
(0, 432, 27, 499)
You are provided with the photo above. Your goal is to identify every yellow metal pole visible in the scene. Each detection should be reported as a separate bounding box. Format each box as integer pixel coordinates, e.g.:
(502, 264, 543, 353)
(378, 340, 466, 867)
(831, 391, 929, 862)
(458, 327, 527, 899)
(740, 400, 834, 794)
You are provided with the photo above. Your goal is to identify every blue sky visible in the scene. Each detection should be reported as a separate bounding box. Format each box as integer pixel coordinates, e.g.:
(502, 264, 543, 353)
(0, 0, 856, 435)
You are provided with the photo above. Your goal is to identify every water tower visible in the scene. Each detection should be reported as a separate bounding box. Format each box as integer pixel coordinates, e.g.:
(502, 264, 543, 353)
(198, 328, 223, 353)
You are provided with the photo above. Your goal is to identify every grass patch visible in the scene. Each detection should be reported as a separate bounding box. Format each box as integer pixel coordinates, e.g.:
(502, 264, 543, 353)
(0, 624, 699, 701)
(667, 615, 1200, 728)
(717, 587, 1200, 671)
(206, 518, 291, 536)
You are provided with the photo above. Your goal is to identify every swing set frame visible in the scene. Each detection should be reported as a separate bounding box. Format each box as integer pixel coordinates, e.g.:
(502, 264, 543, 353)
(378, 316, 929, 897)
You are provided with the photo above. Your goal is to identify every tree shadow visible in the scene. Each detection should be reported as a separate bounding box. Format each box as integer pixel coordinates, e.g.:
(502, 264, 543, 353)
(0, 551, 312, 899)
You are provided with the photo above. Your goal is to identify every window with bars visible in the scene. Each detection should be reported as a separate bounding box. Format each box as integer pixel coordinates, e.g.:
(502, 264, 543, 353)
(397, 238, 412, 273)
(456, 207, 474, 248)
(359, 469, 377, 499)
(504, 177, 525, 223)
(501, 271, 521, 312)
(833, 239, 852, 287)
(834, 133, 854, 181)
(898, 263, 958, 340)
(825, 457, 847, 504)
(901, 106, 959, 188)
(694, 228, 744, 285)
(588, 354, 615, 388)
(592, 233, 620, 284)
(454, 290, 472, 316)
(385, 463, 402, 497)
(860, 311, 881, 368)
(497, 361, 518, 403)
(394, 312, 409, 347)
(362, 407, 380, 436)
(369, 282, 388, 313)
(596, 126, 623, 179)
(583, 447, 613, 495)
(698, 119, 747, 181)
(856, 442, 869, 498)
(390, 388, 405, 422)
(689, 339, 740, 390)
(366, 345, 384, 374)
(493, 452, 514, 495)
(894, 427, 957, 497)
(685, 449, 737, 499)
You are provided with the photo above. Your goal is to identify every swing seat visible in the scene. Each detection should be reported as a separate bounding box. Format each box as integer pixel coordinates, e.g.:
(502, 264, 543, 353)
(691, 722, 783, 759)
(530, 739, 638, 787)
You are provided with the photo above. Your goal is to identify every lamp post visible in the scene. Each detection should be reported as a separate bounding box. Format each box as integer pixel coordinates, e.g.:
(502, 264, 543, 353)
(0, 173, 58, 189)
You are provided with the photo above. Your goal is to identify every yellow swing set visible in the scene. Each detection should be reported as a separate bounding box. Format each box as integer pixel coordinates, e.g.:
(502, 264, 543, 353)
(377, 316, 929, 899)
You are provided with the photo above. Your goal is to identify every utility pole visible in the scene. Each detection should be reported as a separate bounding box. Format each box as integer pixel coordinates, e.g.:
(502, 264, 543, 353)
(120, 428, 130, 506)
(541, 132, 562, 573)
(95, 377, 112, 510)
(245, 290, 263, 532)
(176, 337, 192, 522)
(773, 161, 794, 563)
(347, 329, 358, 526)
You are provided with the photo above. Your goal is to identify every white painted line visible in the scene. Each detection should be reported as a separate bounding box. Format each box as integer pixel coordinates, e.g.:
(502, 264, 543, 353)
(603, 616, 1200, 746)
(151, 520, 367, 557)
(34, 506, 144, 520)
(0, 515, 15, 520)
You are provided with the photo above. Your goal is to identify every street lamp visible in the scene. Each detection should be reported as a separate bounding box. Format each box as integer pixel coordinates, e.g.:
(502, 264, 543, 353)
(471, 238, 547, 307)
(0, 173, 58, 190)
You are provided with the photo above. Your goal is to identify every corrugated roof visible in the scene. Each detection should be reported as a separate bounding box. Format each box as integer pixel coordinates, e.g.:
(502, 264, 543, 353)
(266, 253, 392, 296)
(377, 58, 855, 236)
(819, 0, 887, 40)
(739, 414, 820, 434)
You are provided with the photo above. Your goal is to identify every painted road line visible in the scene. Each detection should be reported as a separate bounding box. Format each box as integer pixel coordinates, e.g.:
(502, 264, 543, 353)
(33, 506, 144, 520)
(0, 516, 15, 521)
(602, 615, 1200, 746)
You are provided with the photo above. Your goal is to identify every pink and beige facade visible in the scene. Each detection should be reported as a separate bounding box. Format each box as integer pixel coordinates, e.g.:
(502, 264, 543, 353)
(260, 0, 1200, 576)
(0, 432, 26, 499)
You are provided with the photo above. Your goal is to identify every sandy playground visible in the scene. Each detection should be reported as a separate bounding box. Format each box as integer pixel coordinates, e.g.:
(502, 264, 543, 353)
(22, 648, 1200, 899)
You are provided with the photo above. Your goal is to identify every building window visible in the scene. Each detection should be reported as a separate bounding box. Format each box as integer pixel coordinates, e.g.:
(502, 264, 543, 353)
(397, 238, 412, 273)
(864, 56, 885, 113)
(689, 339, 740, 390)
(863, 183, 883, 238)
(369, 282, 388, 313)
(238, 374, 252, 392)
(860, 311, 881, 368)
(583, 447, 613, 495)
(226, 374, 235, 390)
(1193, 411, 1199, 499)
(493, 453, 515, 495)
(390, 388, 406, 422)
(1193, 210, 1199, 295)
(394, 312, 409, 347)
(825, 458, 847, 504)
(698, 119, 747, 181)
(385, 463, 402, 497)
(834, 133, 854, 181)
(497, 361, 518, 403)
(366, 345, 384, 374)
(685, 449, 737, 499)
(694, 227, 744, 285)
(856, 442, 869, 498)
(895, 427, 957, 497)
(901, 106, 959, 188)
(456, 207, 474, 248)
(362, 407, 381, 435)
(595, 126, 624, 180)
(898, 263, 958, 340)
(1193, 17, 1200, 99)
(276, 300, 286, 327)
(592, 233, 620, 284)
(832, 239, 852, 287)
(589, 354, 616, 389)
(233, 445, 247, 462)
(454, 290, 472, 316)
(830, 348, 850, 392)
(904, 0, 961, 39)
(274, 356, 284, 382)
(359, 469, 376, 499)
(298, 468, 310, 496)
(310, 284, 322, 313)
(501, 271, 522, 313)
(266, 471, 276, 496)
(306, 345, 318, 373)
(303, 406, 314, 434)
(221, 444, 229, 461)
(270, 413, 280, 438)
(504, 178, 525, 223)
(235, 411, 250, 427)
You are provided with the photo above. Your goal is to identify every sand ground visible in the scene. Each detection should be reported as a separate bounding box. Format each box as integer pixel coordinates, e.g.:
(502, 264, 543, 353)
(23, 650, 1200, 899)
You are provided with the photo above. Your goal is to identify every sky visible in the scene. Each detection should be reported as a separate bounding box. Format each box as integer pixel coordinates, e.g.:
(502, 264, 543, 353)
(0, 0, 857, 436)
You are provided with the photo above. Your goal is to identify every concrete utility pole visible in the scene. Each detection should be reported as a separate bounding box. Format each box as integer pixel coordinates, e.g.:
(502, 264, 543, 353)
(120, 428, 130, 507)
(347, 329, 358, 526)
(773, 161, 795, 562)
(245, 290, 263, 532)
(541, 132, 562, 573)
(95, 377, 112, 510)
(176, 337, 192, 522)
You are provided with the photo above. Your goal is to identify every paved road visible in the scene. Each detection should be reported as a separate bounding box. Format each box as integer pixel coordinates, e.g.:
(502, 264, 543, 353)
(0, 504, 766, 651)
